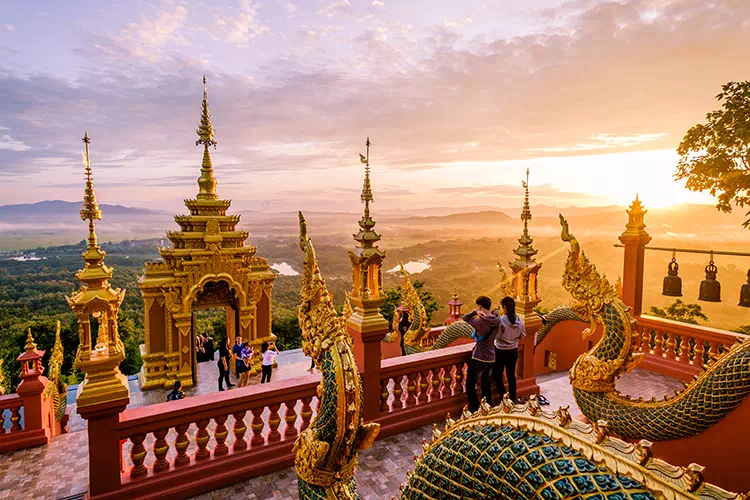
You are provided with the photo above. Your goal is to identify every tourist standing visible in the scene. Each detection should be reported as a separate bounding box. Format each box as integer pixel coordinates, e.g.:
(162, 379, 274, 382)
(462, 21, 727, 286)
(261, 342, 278, 384)
(232, 336, 249, 387)
(493, 296, 526, 403)
(462, 296, 501, 412)
(217, 337, 234, 391)
(397, 310, 411, 356)
(167, 380, 185, 401)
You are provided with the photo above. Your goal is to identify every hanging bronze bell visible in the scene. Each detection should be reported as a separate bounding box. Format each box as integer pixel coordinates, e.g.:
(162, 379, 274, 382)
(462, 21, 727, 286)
(698, 260, 721, 302)
(739, 270, 750, 308)
(662, 258, 682, 297)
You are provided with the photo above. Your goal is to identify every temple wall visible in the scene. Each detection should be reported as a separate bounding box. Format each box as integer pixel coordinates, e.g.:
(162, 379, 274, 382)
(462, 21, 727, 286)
(148, 301, 166, 354)
(534, 320, 602, 375)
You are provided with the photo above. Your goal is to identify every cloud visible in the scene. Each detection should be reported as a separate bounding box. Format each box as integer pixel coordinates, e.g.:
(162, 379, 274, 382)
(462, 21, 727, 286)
(1, 25, 14, 32)
(371, 0, 385, 8)
(528, 133, 668, 152)
(1, 0, 749, 209)
(0, 134, 30, 152)
(317, 0, 352, 18)
(214, 0, 269, 46)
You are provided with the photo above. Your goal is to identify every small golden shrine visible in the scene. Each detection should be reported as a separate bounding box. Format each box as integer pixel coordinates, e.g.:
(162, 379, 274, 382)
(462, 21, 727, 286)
(346, 138, 389, 333)
(138, 77, 276, 390)
(67, 132, 130, 410)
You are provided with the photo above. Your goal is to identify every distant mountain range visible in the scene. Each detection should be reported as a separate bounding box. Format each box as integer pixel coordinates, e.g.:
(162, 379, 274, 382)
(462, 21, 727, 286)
(0, 200, 747, 251)
(0, 200, 166, 217)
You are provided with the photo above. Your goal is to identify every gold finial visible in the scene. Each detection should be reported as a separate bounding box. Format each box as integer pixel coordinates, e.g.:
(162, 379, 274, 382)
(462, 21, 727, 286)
(80, 132, 102, 249)
(24, 328, 37, 353)
(511, 167, 538, 272)
(353, 137, 380, 247)
(196, 75, 218, 200)
(196, 75, 216, 148)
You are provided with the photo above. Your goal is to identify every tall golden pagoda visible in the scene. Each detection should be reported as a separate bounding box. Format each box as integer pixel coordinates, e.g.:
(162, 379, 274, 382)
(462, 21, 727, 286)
(67, 132, 130, 411)
(138, 76, 276, 390)
(345, 138, 389, 420)
(508, 168, 542, 305)
(349, 138, 387, 299)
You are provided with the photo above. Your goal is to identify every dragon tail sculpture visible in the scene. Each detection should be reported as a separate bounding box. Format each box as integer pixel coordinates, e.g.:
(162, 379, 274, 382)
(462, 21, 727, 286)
(294, 212, 380, 499)
(540, 215, 750, 441)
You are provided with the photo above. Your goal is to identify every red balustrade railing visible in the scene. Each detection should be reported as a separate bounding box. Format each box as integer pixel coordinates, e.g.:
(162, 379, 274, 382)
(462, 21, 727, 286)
(0, 394, 25, 435)
(376, 343, 473, 437)
(88, 342, 530, 500)
(635, 315, 745, 381)
(97, 374, 320, 499)
(0, 390, 51, 453)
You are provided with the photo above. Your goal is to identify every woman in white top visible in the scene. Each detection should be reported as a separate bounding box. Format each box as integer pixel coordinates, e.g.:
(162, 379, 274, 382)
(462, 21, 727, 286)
(260, 341, 278, 384)
(493, 296, 526, 403)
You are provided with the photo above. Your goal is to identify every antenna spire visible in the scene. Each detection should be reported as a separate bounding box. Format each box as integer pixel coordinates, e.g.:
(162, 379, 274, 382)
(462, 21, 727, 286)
(196, 75, 218, 200)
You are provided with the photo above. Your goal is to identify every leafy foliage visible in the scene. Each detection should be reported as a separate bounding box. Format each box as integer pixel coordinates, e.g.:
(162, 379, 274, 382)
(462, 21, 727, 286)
(379, 280, 442, 331)
(675, 81, 750, 228)
(272, 315, 303, 351)
(648, 299, 709, 325)
(732, 325, 750, 335)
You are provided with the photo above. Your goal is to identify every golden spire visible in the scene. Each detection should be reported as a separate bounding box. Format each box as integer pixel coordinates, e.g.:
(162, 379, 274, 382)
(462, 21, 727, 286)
(80, 132, 102, 249)
(75, 132, 113, 289)
(510, 168, 538, 272)
(196, 75, 218, 200)
(622, 193, 649, 238)
(354, 137, 381, 248)
(24, 328, 37, 353)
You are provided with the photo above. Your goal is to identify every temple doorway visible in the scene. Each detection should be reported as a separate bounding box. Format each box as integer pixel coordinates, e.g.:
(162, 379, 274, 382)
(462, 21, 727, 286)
(189, 281, 238, 386)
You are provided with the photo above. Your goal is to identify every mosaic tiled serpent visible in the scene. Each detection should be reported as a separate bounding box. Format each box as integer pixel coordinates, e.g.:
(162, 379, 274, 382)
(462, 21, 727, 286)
(538, 215, 750, 442)
(295, 212, 745, 500)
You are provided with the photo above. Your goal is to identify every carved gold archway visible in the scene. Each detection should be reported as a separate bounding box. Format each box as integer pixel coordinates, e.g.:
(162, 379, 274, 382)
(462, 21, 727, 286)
(138, 77, 277, 390)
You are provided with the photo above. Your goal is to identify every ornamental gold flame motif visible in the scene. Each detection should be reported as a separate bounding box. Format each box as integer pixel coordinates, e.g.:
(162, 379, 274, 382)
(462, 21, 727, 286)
(537, 215, 750, 442)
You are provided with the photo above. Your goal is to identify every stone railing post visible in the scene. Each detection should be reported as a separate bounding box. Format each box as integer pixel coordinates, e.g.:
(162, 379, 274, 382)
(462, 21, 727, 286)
(15, 330, 51, 445)
(445, 292, 464, 325)
(619, 195, 651, 317)
(347, 297, 389, 422)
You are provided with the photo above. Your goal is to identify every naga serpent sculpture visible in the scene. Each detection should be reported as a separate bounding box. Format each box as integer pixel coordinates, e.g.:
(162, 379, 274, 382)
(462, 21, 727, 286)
(390, 264, 476, 355)
(43, 321, 68, 424)
(294, 212, 380, 499)
(295, 212, 746, 499)
(536, 215, 750, 442)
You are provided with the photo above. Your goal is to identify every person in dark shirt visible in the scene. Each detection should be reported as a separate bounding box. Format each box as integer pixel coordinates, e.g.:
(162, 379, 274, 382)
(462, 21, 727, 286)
(397, 310, 412, 356)
(218, 338, 234, 391)
(204, 334, 215, 361)
(462, 295, 501, 412)
(167, 380, 185, 401)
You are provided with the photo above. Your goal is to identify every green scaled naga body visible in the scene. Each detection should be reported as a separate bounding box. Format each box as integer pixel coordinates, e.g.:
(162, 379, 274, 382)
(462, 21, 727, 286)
(400, 397, 744, 499)
(294, 212, 380, 500)
(537, 215, 750, 441)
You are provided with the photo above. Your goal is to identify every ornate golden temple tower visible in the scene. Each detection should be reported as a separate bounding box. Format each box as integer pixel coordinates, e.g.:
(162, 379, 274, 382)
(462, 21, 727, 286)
(346, 138, 389, 420)
(508, 168, 542, 308)
(67, 132, 130, 411)
(138, 77, 276, 390)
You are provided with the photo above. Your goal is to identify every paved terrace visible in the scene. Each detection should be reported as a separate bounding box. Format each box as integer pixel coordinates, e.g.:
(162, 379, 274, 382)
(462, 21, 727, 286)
(0, 348, 683, 500)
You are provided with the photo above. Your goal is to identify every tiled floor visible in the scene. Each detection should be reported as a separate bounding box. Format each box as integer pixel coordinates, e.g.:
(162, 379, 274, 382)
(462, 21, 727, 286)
(0, 366, 684, 500)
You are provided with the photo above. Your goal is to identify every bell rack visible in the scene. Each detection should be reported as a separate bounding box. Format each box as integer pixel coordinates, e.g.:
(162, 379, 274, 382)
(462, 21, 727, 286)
(612, 245, 750, 258)
(613, 244, 750, 306)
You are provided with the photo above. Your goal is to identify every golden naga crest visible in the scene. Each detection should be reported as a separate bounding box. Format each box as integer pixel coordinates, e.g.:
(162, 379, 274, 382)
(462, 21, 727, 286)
(560, 215, 619, 337)
(396, 264, 430, 346)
